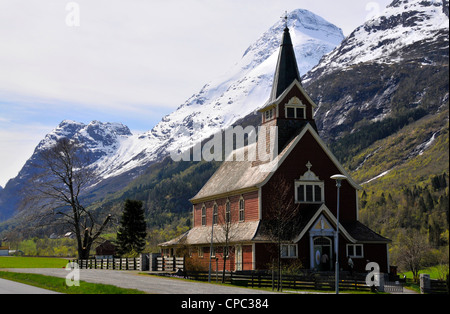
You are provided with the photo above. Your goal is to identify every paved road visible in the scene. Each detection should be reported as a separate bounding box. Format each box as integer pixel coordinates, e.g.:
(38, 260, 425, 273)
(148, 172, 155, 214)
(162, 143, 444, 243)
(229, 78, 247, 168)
(0, 277, 60, 294)
(2, 268, 279, 294)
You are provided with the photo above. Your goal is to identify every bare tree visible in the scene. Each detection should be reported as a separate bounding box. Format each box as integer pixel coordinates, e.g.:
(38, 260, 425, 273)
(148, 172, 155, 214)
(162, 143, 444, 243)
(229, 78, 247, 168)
(395, 229, 431, 283)
(33, 138, 111, 259)
(213, 199, 244, 282)
(260, 178, 301, 290)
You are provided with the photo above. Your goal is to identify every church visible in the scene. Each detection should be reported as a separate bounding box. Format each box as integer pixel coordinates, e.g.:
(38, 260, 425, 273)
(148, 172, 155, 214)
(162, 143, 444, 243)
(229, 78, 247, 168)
(159, 24, 391, 274)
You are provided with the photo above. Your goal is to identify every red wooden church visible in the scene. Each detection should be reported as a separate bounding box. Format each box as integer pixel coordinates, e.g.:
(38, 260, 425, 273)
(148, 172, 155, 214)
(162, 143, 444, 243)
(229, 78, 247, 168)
(160, 26, 391, 273)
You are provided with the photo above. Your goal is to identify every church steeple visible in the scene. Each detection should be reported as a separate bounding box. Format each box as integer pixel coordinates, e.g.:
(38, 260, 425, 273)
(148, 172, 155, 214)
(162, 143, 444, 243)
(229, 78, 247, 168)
(269, 26, 301, 102)
(256, 17, 319, 155)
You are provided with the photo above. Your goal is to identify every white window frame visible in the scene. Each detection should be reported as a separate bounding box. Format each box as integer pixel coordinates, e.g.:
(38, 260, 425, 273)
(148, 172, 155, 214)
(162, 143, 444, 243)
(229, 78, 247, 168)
(265, 108, 274, 121)
(239, 196, 245, 222)
(225, 199, 231, 224)
(285, 105, 306, 119)
(346, 244, 364, 258)
(198, 246, 204, 258)
(295, 181, 325, 204)
(281, 244, 298, 258)
(213, 202, 218, 225)
(201, 204, 206, 226)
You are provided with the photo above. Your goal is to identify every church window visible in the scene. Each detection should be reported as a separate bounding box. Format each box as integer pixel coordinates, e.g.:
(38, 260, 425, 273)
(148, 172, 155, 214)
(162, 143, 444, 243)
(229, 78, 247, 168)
(286, 107, 295, 118)
(265, 108, 274, 121)
(225, 199, 231, 223)
(295, 162, 324, 204)
(201, 204, 206, 226)
(239, 196, 245, 222)
(347, 244, 363, 258)
(213, 203, 218, 225)
(285, 97, 306, 119)
(296, 183, 323, 203)
(281, 244, 298, 258)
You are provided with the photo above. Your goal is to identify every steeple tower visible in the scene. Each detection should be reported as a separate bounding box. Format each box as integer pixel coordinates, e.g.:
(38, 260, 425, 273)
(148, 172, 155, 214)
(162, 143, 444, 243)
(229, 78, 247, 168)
(269, 25, 301, 103)
(257, 16, 319, 154)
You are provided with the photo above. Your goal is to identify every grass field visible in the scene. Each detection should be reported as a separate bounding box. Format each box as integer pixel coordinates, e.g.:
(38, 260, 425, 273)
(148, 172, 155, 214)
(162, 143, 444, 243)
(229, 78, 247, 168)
(0, 256, 70, 268)
(0, 271, 145, 294)
(399, 265, 449, 281)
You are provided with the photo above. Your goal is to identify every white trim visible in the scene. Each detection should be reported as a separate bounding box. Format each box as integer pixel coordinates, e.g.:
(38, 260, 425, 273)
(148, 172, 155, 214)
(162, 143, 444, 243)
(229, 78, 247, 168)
(346, 244, 364, 258)
(259, 79, 318, 111)
(293, 204, 358, 244)
(258, 188, 262, 220)
(252, 243, 256, 270)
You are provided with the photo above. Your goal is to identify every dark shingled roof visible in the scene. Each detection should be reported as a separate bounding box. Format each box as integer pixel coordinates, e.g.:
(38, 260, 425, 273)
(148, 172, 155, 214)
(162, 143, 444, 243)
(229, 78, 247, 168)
(342, 221, 391, 243)
(269, 27, 301, 102)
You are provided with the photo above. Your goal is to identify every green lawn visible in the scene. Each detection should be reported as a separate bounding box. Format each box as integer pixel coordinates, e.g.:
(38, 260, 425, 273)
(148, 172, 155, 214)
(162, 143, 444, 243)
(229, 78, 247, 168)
(0, 271, 145, 294)
(399, 265, 449, 281)
(0, 256, 70, 268)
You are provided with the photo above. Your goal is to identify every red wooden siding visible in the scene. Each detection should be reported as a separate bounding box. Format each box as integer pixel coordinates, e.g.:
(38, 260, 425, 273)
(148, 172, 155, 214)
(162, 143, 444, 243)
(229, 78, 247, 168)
(193, 191, 259, 228)
(262, 130, 358, 223)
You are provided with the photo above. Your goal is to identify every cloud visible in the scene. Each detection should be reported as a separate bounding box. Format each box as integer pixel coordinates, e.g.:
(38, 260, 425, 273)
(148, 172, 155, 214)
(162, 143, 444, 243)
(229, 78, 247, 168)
(0, 122, 53, 187)
(0, 0, 393, 186)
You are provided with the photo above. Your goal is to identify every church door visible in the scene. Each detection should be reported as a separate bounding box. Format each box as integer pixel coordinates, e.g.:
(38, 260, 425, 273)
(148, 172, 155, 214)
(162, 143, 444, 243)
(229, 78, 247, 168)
(313, 237, 332, 271)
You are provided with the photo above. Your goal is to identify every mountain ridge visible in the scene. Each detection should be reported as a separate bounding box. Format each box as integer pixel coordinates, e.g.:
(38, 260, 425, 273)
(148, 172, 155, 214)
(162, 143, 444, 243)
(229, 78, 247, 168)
(0, 8, 345, 223)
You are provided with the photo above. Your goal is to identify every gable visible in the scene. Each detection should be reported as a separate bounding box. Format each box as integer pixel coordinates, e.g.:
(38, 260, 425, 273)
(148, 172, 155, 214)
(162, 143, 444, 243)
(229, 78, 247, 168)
(258, 124, 361, 191)
(258, 80, 318, 120)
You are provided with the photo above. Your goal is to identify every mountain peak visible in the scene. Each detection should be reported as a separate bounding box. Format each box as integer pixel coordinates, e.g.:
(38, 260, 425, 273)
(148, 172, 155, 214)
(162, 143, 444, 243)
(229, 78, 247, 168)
(305, 0, 449, 80)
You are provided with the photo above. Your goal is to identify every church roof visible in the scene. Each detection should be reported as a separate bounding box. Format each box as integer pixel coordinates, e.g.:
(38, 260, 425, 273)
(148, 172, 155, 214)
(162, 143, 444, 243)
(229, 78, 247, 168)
(159, 221, 261, 246)
(190, 123, 307, 203)
(190, 123, 362, 204)
(269, 27, 301, 103)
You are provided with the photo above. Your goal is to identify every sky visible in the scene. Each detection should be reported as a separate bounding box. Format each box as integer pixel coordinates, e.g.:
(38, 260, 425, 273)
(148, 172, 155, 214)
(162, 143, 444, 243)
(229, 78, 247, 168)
(0, 0, 392, 187)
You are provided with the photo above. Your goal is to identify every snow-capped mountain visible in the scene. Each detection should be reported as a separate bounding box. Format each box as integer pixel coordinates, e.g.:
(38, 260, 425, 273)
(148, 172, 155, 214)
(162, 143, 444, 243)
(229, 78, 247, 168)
(0, 9, 344, 222)
(304, 0, 449, 141)
(92, 8, 344, 181)
(305, 0, 449, 81)
(37, 120, 132, 162)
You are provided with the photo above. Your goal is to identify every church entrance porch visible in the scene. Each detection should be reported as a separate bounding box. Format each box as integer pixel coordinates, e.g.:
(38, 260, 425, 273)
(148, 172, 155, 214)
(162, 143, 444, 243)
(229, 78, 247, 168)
(313, 237, 332, 271)
(308, 214, 336, 271)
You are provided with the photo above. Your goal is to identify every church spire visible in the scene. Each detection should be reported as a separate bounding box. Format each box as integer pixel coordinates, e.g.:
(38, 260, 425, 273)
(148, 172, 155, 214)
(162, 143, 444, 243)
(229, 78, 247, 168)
(269, 19, 301, 102)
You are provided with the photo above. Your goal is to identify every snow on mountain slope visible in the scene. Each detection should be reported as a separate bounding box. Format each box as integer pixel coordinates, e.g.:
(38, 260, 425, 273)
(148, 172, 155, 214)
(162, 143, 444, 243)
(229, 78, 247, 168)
(305, 0, 449, 80)
(92, 8, 344, 181)
(37, 120, 132, 160)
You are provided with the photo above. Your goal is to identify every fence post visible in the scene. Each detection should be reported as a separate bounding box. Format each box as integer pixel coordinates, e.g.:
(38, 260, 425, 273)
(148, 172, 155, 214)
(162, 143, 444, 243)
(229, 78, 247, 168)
(420, 274, 431, 294)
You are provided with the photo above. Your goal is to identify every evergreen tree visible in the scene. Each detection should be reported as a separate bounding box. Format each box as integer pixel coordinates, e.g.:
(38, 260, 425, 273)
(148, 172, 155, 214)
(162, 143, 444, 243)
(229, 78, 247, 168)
(116, 200, 147, 256)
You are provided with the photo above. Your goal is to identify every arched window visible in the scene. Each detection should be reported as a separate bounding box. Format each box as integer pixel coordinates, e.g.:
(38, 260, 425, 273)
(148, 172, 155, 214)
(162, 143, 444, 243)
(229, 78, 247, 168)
(225, 199, 231, 223)
(213, 203, 218, 225)
(239, 196, 245, 222)
(201, 204, 206, 226)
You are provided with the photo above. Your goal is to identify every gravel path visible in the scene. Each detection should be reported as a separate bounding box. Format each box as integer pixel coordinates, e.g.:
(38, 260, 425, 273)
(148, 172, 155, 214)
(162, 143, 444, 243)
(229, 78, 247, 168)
(2, 268, 280, 294)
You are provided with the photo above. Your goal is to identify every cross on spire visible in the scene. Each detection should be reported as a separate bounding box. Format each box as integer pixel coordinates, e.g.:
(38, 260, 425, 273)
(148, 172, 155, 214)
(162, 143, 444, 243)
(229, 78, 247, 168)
(281, 11, 288, 28)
